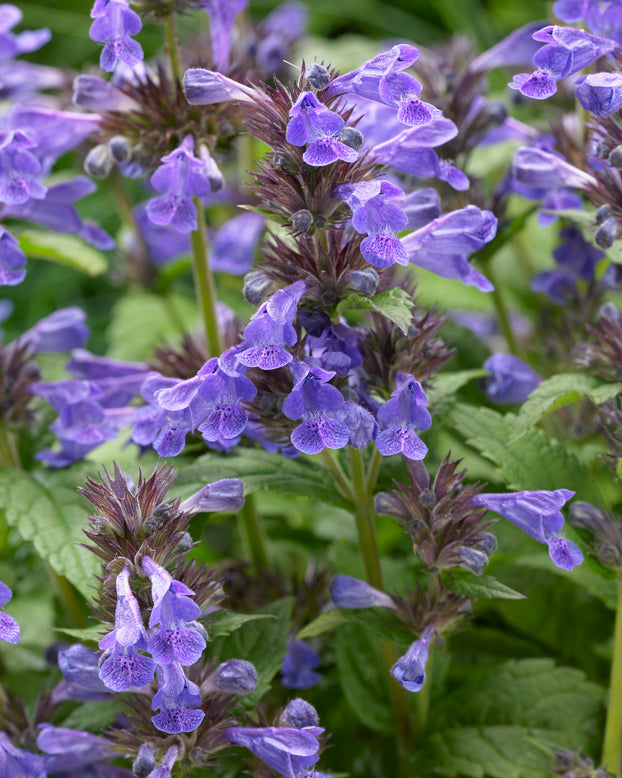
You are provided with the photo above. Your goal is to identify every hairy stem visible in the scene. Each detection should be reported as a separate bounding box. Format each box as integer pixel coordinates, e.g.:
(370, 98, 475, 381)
(0, 422, 19, 469)
(190, 198, 223, 357)
(318, 450, 354, 502)
(347, 448, 413, 755)
(163, 13, 183, 84)
(602, 572, 622, 774)
(238, 493, 270, 571)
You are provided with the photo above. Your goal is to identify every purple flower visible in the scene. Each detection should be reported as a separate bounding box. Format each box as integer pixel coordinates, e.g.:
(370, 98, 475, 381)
(0, 129, 46, 205)
(376, 372, 432, 460)
(36, 724, 114, 774)
(330, 575, 395, 610)
(0, 581, 19, 644)
(286, 91, 358, 167)
(208, 659, 258, 694)
(281, 638, 321, 689)
(483, 354, 542, 404)
(151, 661, 205, 734)
(576, 71, 622, 115)
(183, 68, 258, 105)
(513, 146, 596, 190)
(237, 280, 306, 369)
(180, 478, 245, 514)
(306, 323, 362, 377)
(144, 745, 179, 778)
(335, 179, 409, 268)
(0, 732, 46, 778)
(391, 625, 435, 692)
(18, 307, 89, 353)
(509, 25, 618, 99)
(53, 643, 113, 703)
(282, 698, 319, 729)
(146, 135, 221, 233)
(73, 73, 137, 111)
(0, 227, 26, 286)
(282, 364, 350, 455)
(0, 5, 50, 60)
(199, 0, 248, 70)
(89, 0, 143, 73)
(210, 211, 265, 275)
(470, 21, 546, 72)
(469, 489, 583, 570)
(401, 206, 497, 291)
(222, 725, 323, 778)
(98, 567, 155, 692)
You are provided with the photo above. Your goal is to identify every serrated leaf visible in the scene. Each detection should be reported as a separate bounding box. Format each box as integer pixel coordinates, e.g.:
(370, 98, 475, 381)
(450, 404, 599, 502)
(336, 288, 414, 332)
(0, 469, 99, 601)
(297, 610, 349, 639)
(417, 658, 604, 777)
(18, 230, 108, 276)
(208, 597, 293, 706)
(173, 449, 351, 510)
(335, 622, 393, 733)
(427, 369, 488, 406)
(52, 624, 107, 643)
(206, 610, 274, 639)
(61, 699, 123, 732)
(510, 373, 620, 439)
(443, 572, 526, 600)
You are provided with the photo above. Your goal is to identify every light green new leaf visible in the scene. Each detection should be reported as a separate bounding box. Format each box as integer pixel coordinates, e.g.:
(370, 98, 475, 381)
(0, 469, 99, 601)
(18, 230, 108, 276)
(510, 373, 620, 439)
(206, 611, 274, 639)
(336, 288, 414, 333)
(297, 610, 349, 639)
(443, 572, 526, 600)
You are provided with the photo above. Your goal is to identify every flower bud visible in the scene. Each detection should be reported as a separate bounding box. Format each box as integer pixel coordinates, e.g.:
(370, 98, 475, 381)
(243, 270, 279, 306)
(598, 301, 622, 326)
(306, 63, 330, 90)
(338, 127, 364, 150)
(450, 546, 489, 575)
(596, 204, 611, 224)
(84, 144, 113, 179)
(610, 145, 622, 168)
(595, 216, 619, 249)
(209, 659, 258, 694)
(109, 135, 132, 163)
(473, 532, 498, 556)
(133, 743, 156, 778)
(347, 268, 379, 297)
(330, 575, 395, 609)
(281, 697, 320, 729)
(291, 209, 313, 233)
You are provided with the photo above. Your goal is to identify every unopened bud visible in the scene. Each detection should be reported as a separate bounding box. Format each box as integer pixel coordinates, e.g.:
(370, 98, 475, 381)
(281, 697, 319, 729)
(338, 126, 364, 150)
(596, 204, 611, 224)
(474, 532, 498, 556)
(291, 209, 313, 232)
(177, 532, 194, 552)
(598, 301, 622, 326)
(109, 135, 131, 163)
(609, 145, 622, 168)
(209, 659, 258, 694)
(420, 489, 435, 507)
(596, 139, 610, 158)
(595, 216, 619, 249)
(484, 101, 507, 126)
(569, 501, 609, 532)
(133, 743, 156, 778)
(243, 270, 278, 306)
(452, 545, 489, 575)
(306, 63, 330, 90)
(84, 144, 113, 179)
(347, 268, 378, 297)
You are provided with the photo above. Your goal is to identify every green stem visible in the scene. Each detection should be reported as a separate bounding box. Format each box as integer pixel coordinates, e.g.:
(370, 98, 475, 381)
(603, 572, 622, 775)
(190, 198, 223, 357)
(347, 449, 413, 755)
(163, 13, 182, 84)
(318, 450, 354, 502)
(482, 260, 521, 358)
(348, 448, 383, 590)
(412, 642, 433, 734)
(238, 493, 269, 571)
(366, 448, 383, 495)
(0, 422, 19, 469)
(110, 172, 155, 288)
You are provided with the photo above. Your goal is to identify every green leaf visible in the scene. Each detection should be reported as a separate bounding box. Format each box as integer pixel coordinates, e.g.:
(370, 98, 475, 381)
(416, 658, 604, 777)
(0, 469, 99, 601)
(52, 624, 107, 643)
(61, 699, 124, 732)
(427, 369, 489, 407)
(450, 404, 599, 502)
(208, 597, 293, 706)
(18, 230, 108, 276)
(510, 373, 621, 439)
(173, 449, 351, 510)
(335, 622, 393, 733)
(206, 610, 274, 639)
(336, 287, 414, 332)
(443, 572, 526, 600)
(297, 610, 349, 639)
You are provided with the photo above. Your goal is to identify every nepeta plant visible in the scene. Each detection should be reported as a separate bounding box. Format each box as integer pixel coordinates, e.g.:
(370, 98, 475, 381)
(2, 0, 622, 776)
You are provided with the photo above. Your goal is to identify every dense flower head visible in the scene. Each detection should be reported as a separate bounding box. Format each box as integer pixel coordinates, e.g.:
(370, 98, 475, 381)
(469, 489, 583, 570)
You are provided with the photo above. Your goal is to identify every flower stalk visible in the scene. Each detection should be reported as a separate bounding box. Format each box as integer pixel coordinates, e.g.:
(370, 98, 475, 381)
(190, 197, 223, 357)
(603, 571, 622, 774)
